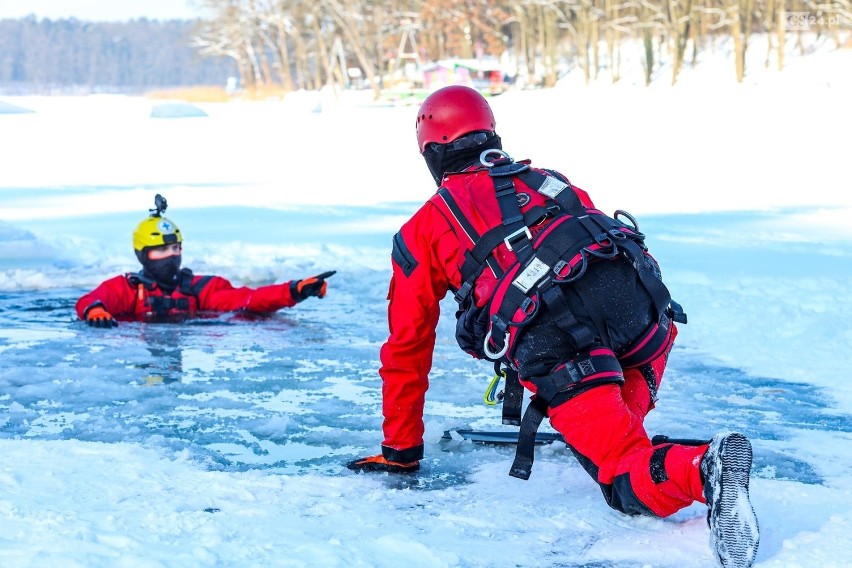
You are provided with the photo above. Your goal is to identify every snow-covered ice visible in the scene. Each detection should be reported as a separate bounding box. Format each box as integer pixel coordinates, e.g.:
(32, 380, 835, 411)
(1, 38, 851, 567)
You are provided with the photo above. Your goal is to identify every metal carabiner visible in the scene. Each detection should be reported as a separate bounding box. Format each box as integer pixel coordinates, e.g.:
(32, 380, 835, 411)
(480, 149, 513, 167)
(483, 369, 505, 405)
(483, 328, 510, 360)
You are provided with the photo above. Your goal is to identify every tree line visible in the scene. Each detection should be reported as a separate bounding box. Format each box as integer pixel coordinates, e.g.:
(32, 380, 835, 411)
(0, 1, 848, 95)
(194, 0, 849, 95)
(0, 17, 236, 94)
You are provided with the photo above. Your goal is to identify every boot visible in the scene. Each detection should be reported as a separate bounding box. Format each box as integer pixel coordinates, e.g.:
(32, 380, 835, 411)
(700, 432, 760, 568)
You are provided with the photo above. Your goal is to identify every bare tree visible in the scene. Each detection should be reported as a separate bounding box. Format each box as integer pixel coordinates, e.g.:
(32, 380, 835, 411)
(663, 0, 693, 84)
(320, 0, 382, 98)
(188, 0, 851, 97)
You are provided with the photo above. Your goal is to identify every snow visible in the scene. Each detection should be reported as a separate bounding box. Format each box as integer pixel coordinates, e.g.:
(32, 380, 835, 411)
(1, 39, 851, 567)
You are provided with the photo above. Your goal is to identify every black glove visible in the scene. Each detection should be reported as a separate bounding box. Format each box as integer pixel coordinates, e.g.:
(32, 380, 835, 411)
(290, 270, 336, 302)
(346, 454, 420, 473)
(84, 304, 118, 328)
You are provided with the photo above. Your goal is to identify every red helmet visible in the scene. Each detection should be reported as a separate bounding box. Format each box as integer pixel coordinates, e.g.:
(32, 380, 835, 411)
(415, 86, 496, 152)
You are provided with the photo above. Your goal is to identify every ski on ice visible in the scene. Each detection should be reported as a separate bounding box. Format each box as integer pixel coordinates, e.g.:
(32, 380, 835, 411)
(441, 429, 565, 445)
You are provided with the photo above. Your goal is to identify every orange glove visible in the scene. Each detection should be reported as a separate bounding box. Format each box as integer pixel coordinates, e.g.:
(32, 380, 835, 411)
(346, 454, 420, 474)
(290, 270, 336, 302)
(85, 305, 118, 328)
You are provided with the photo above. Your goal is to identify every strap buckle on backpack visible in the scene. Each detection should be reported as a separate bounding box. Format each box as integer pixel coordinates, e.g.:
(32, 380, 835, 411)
(453, 280, 474, 303)
(504, 226, 532, 251)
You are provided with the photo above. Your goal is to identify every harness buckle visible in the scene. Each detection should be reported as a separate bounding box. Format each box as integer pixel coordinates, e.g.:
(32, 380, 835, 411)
(454, 280, 474, 303)
(503, 226, 532, 251)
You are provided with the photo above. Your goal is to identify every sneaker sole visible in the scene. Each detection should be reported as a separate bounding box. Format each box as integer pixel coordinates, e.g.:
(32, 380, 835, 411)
(707, 432, 760, 568)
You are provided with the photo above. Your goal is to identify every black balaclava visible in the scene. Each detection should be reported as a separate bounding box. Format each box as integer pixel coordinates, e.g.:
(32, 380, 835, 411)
(422, 131, 502, 185)
(138, 250, 182, 291)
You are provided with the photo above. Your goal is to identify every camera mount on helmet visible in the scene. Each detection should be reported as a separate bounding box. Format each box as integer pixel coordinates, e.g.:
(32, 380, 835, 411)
(149, 194, 168, 218)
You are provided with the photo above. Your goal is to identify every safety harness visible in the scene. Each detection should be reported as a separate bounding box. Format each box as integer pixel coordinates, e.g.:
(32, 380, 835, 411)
(127, 268, 213, 318)
(441, 150, 685, 480)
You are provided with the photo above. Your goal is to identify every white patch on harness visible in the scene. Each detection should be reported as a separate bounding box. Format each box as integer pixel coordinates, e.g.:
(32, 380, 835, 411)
(538, 177, 569, 198)
(512, 258, 550, 293)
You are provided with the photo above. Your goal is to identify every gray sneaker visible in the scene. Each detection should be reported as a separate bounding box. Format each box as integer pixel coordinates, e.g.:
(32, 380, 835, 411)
(701, 432, 760, 568)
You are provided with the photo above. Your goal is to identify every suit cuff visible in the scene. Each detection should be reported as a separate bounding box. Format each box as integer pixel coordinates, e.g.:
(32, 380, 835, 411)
(382, 444, 423, 463)
(288, 280, 305, 303)
(82, 301, 105, 318)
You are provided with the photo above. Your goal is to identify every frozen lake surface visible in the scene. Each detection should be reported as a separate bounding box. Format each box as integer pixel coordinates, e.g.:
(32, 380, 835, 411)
(1, 44, 851, 566)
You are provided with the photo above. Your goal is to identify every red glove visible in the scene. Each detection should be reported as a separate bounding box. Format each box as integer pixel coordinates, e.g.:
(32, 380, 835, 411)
(346, 454, 420, 473)
(85, 305, 118, 328)
(290, 270, 336, 302)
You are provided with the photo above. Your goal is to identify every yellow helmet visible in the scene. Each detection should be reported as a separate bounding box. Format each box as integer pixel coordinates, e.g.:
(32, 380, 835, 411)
(132, 215, 182, 253)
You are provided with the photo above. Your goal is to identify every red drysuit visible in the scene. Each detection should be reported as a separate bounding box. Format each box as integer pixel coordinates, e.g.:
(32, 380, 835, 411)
(76, 271, 299, 321)
(379, 163, 707, 517)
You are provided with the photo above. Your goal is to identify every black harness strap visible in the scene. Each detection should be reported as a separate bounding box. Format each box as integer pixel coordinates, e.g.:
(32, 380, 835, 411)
(510, 349, 625, 480)
(146, 295, 191, 316)
(518, 169, 585, 216)
(460, 206, 554, 278)
(509, 397, 548, 480)
(456, 205, 556, 303)
(501, 365, 524, 426)
(491, 172, 534, 265)
(541, 286, 595, 350)
(438, 187, 503, 282)
(618, 313, 672, 369)
(127, 271, 156, 314)
(488, 212, 640, 355)
(620, 239, 671, 317)
(127, 271, 157, 290)
(452, 166, 578, 308)
(566, 277, 611, 349)
(128, 269, 210, 317)
(178, 268, 195, 296)
(437, 187, 480, 242)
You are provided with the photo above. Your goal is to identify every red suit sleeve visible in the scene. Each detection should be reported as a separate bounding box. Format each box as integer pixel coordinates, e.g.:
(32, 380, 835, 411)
(194, 276, 299, 313)
(75, 275, 138, 320)
(379, 202, 461, 463)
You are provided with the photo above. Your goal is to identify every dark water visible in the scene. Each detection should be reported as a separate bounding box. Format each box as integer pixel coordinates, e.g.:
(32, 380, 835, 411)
(1, 207, 850, 489)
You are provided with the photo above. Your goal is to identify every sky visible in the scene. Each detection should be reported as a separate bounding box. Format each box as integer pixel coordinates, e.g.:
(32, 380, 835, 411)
(0, 0, 205, 22)
(1, 36, 851, 567)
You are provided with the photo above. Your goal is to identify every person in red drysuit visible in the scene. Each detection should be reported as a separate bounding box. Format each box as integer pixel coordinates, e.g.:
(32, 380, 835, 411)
(348, 86, 758, 568)
(76, 194, 334, 327)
